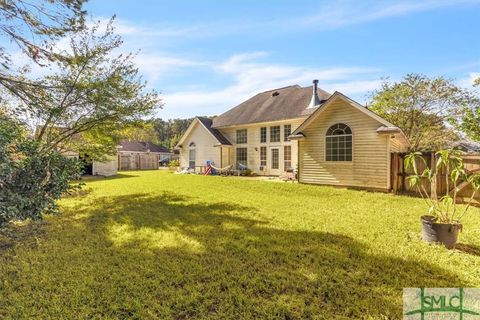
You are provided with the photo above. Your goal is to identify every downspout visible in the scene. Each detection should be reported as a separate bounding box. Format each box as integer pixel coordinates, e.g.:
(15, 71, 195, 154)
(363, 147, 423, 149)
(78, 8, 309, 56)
(297, 140, 301, 183)
(220, 147, 223, 167)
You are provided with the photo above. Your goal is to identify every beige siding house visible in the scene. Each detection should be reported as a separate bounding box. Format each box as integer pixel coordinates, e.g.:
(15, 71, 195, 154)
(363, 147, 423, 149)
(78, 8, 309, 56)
(292, 92, 408, 190)
(177, 118, 224, 169)
(176, 80, 409, 191)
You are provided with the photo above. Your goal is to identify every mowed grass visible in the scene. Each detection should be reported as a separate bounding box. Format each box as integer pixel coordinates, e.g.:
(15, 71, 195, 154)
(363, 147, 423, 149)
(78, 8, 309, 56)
(1, 171, 480, 319)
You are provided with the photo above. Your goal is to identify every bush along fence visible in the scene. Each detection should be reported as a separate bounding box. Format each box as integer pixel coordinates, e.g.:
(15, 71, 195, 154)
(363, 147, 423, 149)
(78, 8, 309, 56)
(391, 151, 480, 205)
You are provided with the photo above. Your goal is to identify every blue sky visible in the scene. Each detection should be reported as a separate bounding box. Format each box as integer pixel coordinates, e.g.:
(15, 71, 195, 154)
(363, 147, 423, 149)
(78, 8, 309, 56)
(84, 0, 480, 119)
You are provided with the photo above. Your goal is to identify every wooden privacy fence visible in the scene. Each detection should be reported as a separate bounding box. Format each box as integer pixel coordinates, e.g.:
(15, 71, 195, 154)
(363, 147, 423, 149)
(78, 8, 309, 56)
(391, 152, 480, 204)
(118, 153, 159, 170)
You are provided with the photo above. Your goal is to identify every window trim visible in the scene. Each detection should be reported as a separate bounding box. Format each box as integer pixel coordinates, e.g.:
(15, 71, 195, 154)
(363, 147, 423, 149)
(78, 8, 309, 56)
(325, 123, 353, 162)
(270, 126, 281, 143)
(284, 124, 291, 142)
(260, 146, 267, 166)
(188, 142, 196, 168)
(271, 148, 279, 169)
(236, 147, 248, 168)
(283, 145, 292, 171)
(236, 129, 247, 144)
(260, 127, 267, 143)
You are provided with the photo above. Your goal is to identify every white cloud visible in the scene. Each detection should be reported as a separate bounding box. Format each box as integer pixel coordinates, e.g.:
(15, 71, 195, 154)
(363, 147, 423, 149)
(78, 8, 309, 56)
(458, 72, 480, 88)
(160, 52, 381, 118)
(272, 0, 480, 31)
(96, 1, 480, 41)
(90, 16, 204, 38)
(134, 53, 209, 82)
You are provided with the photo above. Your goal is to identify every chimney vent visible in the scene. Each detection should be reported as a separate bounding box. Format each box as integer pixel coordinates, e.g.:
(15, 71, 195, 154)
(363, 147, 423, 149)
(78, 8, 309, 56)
(307, 79, 321, 108)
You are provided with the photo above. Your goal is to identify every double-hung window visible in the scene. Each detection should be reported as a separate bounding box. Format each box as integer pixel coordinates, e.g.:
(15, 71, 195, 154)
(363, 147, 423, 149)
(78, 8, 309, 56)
(284, 145, 292, 170)
(284, 124, 291, 141)
(188, 142, 196, 168)
(260, 127, 267, 143)
(236, 147, 248, 168)
(260, 146, 267, 166)
(270, 126, 280, 142)
(236, 129, 247, 144)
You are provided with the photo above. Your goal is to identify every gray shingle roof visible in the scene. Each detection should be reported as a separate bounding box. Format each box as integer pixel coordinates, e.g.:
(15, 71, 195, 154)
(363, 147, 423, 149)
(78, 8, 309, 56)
(119, 141, 172, 153)
(197, 117, 232, 145)
(212, 85, 331, 128)
(450, 140, 480, 153)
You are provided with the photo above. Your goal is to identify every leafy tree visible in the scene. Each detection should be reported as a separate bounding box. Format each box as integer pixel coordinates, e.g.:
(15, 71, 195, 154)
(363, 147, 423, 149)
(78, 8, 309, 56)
(454, 77, 480, 142)
(151, 117, 218, 149)
(2, 18, 161, 160)
(116, 120, 161, 144)
(0, 0, 89, 226)
(369, 74, 465, 151)
(153, 118, 193, 149)
(0, 0, 86, 80)
(0, 113, 81, 226)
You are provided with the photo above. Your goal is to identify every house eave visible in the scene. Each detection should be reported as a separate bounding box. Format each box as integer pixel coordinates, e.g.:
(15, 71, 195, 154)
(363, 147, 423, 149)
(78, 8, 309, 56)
(376, 126, 401, 134)
(287, 133, 306, 140)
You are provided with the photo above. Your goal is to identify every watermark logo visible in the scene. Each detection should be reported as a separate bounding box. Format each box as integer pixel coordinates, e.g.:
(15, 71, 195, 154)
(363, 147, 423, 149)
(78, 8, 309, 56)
(404, 288, 480, 319)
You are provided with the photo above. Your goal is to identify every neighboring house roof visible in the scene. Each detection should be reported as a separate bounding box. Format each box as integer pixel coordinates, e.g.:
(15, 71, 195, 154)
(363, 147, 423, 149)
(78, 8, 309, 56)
(211, 85, 331, 128)
(175, 117, 232, 149)
(291, 91, 410, 146)
(450, 139, 480, 153)
(119, 141, 172, 153)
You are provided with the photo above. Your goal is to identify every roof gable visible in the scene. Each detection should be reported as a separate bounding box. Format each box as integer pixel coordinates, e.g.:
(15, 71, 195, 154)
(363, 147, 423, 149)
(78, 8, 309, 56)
(197, 117, 232, 145)
(175, 117, 231, 149)
(292, 92, 398, 134)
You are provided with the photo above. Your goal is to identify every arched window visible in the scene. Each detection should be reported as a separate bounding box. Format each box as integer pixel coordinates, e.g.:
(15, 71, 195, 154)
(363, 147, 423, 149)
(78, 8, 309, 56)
(189, 142, 196, 168)
(326, 123, 352, 161)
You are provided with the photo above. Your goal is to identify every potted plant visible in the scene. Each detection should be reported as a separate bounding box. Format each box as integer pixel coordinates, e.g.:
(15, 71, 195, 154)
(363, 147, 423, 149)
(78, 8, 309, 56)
(405, 150, 480, 249)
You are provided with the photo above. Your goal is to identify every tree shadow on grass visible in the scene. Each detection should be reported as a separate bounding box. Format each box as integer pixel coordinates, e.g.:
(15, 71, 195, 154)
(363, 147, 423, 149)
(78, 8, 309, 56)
(1, 192, 469, 319)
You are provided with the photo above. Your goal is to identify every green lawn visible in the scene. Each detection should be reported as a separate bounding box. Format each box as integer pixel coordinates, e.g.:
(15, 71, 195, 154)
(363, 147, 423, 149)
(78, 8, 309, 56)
(1, 171, 480, 319)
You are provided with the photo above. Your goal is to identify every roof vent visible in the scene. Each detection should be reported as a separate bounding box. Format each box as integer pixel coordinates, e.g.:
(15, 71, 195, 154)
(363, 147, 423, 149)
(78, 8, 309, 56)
(271, 91, 279, 97)
(307, 79, 321, 109)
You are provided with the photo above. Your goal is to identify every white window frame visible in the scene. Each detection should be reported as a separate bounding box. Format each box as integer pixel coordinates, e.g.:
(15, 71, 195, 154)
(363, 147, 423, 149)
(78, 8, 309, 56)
(236, 147, 248, 168)
(260, 146, 267, 166)
(284, 145, 292, 170)
(260, 127, 267, 143)
(189, 142, 196, 168)
(236, 129, 247, 144)
(325, 123, 353, 162)
(270, 126, 280, 143)
(284, 124, 291, 141)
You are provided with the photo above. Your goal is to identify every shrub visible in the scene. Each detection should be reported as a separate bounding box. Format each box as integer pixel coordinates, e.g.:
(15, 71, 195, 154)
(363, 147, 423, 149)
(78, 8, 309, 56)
(0, 115, 81, 226)
(168, 159, 180, 168)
